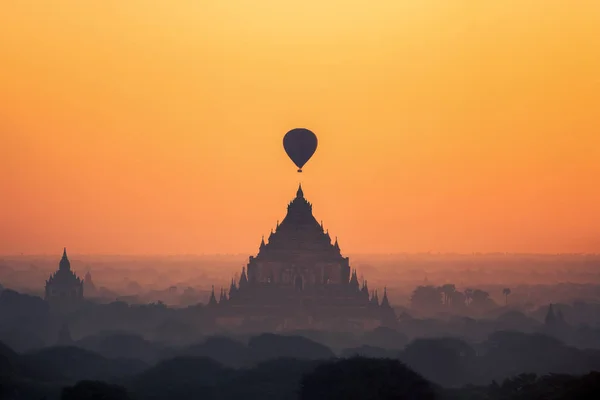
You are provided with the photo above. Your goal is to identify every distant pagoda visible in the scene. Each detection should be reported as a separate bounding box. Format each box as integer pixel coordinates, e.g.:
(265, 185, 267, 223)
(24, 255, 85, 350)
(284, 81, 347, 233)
(45, 248, 84, 305)
(211, 185, 395, 331)
(84, 269, 97, 297)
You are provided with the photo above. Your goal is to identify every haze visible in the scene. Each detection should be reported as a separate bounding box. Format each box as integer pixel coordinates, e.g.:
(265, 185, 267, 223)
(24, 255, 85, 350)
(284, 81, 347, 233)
(2, 1, 599, 255)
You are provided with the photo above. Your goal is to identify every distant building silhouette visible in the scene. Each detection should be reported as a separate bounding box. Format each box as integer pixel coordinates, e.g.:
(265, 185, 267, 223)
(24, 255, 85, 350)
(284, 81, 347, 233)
(211, 185, 395, 331)
(544, 303, 568, 332)
(84, 269, 97, 297)
(45, 248, 84, 306)
(207, 286, 218, 307)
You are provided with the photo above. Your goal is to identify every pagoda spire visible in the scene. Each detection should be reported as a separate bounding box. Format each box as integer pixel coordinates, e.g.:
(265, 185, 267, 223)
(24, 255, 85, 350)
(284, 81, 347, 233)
(59, 247, 71, 271)
(208, 285, 217, 307)
(260, 236, 266, 250)
(349, 269, 359, 290)
(219, 288, 229, 304)
(381, 287, 391, 308)
(239, 266, 248, 287)
(370, 290, 380, 306)
(296, 183, 304, 198)
(334, 237, 340, 250)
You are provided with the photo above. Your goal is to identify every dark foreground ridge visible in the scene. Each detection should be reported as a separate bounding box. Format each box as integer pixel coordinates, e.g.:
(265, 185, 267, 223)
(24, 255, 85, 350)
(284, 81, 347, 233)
(2, 331, 600, 400)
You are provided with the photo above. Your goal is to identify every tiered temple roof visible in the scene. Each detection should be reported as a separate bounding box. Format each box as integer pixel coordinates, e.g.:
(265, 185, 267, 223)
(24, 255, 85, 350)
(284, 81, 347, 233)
(45, 248, 84, 293)
(46, 247, 83, 300)
(253, 184, 343, 257)
(210, 185, 396, 331)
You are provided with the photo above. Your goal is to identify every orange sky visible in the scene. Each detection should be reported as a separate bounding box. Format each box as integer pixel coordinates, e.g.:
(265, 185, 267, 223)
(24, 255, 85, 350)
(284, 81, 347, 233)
(1, 1, 599, 255)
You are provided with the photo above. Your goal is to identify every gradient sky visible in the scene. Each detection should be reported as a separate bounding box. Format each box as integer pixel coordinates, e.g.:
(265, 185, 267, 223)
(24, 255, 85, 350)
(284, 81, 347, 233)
(1, 1, 599, 255)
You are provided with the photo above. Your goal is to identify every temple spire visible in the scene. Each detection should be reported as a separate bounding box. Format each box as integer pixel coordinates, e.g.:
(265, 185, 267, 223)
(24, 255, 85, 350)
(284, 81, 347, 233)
(59, 247, 71, 271)
(229, 278, 237, 298)
(296, 183, 304, 198)
(361, 280, 370, 298)
(370, 290, 380, 306)
(349, 269, 359, 290)
(219, 288, 228, 304)
(239, 266, 248, 287)
(208, 285, 217, 307)
(381, 287, 391, 308)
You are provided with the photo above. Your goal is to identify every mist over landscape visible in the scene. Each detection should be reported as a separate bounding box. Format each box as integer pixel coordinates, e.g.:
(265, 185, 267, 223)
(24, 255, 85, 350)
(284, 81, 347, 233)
(3, 251, 600, 399)
(3, 253, 600, 308)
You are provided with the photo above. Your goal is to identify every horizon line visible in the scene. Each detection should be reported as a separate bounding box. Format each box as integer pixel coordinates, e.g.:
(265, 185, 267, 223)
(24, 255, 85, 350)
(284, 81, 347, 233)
(2, 251, 599, 257)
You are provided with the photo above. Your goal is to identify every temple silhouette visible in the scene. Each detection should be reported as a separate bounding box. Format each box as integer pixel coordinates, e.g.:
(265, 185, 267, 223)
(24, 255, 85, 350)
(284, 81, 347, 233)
(45, 248, 84, 307)
(210, 184, 395, 331)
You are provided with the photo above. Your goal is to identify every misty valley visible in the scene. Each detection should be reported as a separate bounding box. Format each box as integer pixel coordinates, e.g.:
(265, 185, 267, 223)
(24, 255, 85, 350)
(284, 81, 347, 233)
(2, 252, 600, 399)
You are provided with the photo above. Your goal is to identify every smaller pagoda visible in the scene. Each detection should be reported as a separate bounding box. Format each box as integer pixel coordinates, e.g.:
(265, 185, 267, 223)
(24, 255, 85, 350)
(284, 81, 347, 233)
(45, 248, 84, 304)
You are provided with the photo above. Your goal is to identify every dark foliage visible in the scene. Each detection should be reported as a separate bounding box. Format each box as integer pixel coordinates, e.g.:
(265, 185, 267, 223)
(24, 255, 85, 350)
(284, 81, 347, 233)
(77, 332, 169, 364)
(248, 333, 335, 362)
(218, 359, 321, 400)
(401, 337, 477, 387)
(300, 357, 437, 400)
(182, 336, 250, 367)
(22, 346, 148, 382)
(62, 380, 133, 400)
(444, 371, 600, 400)
(130, 356, 231, 400)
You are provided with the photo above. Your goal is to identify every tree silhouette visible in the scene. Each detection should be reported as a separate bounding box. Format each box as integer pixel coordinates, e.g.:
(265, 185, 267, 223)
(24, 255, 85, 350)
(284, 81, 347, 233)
(450, 291, 466, 310)
(402, 337, 476, 387)
(410, 286, 442, 313)
(470, 289, 495, 311)
(440, 284, 456, 306)
(464, 288, 473, 306)
(502, 288, 511, 306)
(300, 357, 436, 400)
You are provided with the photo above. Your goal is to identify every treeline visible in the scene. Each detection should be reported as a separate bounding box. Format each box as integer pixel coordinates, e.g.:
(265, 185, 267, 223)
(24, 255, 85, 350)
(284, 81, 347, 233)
(2, 330, 600, 399)
(410, 284, 505, 314)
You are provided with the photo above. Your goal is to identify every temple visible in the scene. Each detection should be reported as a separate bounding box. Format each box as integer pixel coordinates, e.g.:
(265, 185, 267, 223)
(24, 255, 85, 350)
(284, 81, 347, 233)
(45, 248, 84, 306)
(84, 270, 98, 297)
(211, 185, 395, 332)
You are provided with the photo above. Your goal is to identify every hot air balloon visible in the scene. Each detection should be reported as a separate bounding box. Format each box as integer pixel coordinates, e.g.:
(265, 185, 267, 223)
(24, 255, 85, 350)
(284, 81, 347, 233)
(283, 128, 318, 172)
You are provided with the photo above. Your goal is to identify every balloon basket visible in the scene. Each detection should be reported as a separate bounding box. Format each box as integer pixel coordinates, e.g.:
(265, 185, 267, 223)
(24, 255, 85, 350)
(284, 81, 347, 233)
(297, 169, 303, 173)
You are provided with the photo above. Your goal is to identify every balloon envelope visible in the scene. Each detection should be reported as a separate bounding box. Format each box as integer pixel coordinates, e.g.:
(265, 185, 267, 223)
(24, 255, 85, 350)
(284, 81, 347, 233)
(283, 128, 318, 172)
